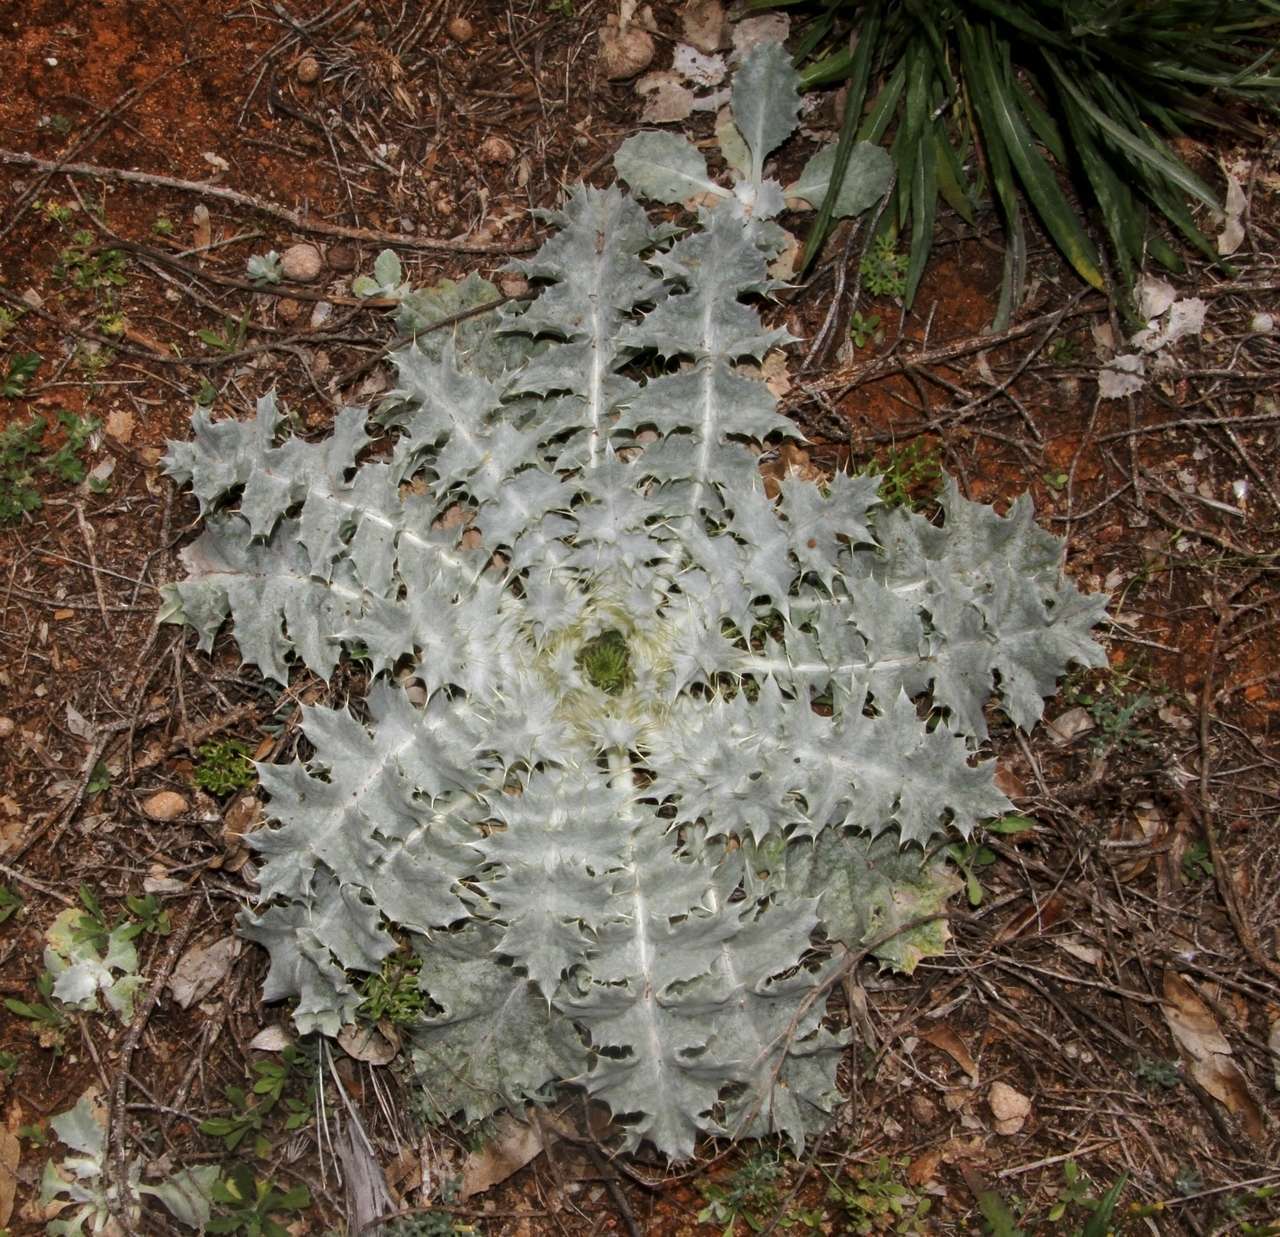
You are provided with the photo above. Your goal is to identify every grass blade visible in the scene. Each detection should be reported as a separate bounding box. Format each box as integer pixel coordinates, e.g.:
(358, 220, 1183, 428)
(1045, 52, 1221, 211)
(799, 1, 882, 273)
(970, 24, 1105, 289)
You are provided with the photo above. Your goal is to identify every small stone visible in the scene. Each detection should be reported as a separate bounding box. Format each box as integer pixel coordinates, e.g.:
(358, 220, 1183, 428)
(599, 20, 655, 80)
(447, 16, 475, 43)
(989, 1081, 1031, 1135)
(276, 297, 305, 323)
(281, 243, 323, 283)
(0, 717, 14, 739)
(327, 244, 357, 273)
(295, 55, 321, 85)
(478, 135, 516, 165)
(499, 274, 529, 299)
(142, 790, 189, 821)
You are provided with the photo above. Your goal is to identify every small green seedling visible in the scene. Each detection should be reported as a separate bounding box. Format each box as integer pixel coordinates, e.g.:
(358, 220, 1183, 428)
(0, 352, 40, 398)
(946, 815, 1036, 907)
(0, 305, 25, 339)
(1133, 1055, 1180, 1089)
(1180, 839, 1214, 883)
(86, 761, 112, 795)
(53, 230, 128, 292)
(358, 953, 426, 1026)
(40, 200, 75, 226)
(697, 1149, 786, 1235)
(0, 884, 22, 925)
(860, 440, 943, 511)
(4, 970, 69, 1049)
(193, 739, 256, 795)
(201, 1048, 314, 1156)
(197, 309, 251, 355)
(246, 251, 283, 285)
(208, 1164, 310, 1237)
(848, 310, 882, 349)
(860, 233, 909, 299)
(153, 215, 176, 237)
(125, 893, 172, 937)
(825, 1155, 932, 1234)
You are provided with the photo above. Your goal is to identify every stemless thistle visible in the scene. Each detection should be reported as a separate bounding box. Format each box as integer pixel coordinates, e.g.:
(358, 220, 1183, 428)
(161, 171, 1104, 1158)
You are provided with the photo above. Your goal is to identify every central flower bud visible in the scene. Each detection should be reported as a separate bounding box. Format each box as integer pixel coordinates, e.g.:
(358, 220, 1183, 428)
(576, 628, 633, 696)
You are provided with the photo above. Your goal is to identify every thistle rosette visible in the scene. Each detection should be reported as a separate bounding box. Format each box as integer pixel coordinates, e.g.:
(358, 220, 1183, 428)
(161, 183, 1105, 1158)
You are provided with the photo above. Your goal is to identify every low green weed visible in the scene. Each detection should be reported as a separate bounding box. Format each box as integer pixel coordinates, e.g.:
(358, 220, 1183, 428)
(1180, 839, 1214, 883)
(946, 815, 1036, 907)
(971, 1160, 1126, 1236)
(193, 739, 256, 795)
(1062, 668, 1160, 754)
(860, 234, 909, 299)
(3, 970, 69, 1051)
(358, 952, 426, 1026)
(208, 1164, 310, 1237)
(1133, 1055, 1180, 1090)
(198, 309, 251, 355)
(860, 440, 942, 510)
(1, 351, 39, 397)
(0, 884, 22, 924)
(825, 1155, 932, 1235)
(53, 230, 128, 292)
(200, 1047, 314, 1157)
(697, 1149, 786, 1234)
(0, 410, 100, 523)
(86, 761, 112, 795)
(848, 310, 882, 349)
(0, 306, 26, 340)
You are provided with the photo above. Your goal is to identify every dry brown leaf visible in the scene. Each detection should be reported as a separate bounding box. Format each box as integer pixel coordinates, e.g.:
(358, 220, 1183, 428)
(906, 1146, 943, 1187)
(248, 1025, 292, 1052)
(1162, 970, 1264, 1139)
(191, 204, 211, 257)
(1045, 706, 1094, 745)
(1268, 1013, 1280, 1093)
(919, 1024, 979, 1084)
(142, 790, 189, 821)
(0, 1128, 19, 1227)
(105, 409, 135, 445)
(1216, 170, 1247, 256)
(680, 0, 726, 53)
(337, 1020, 400, 1066)
(636, 71, 696, 124)
(169, 936, 241, 1009)
(459, 1113, 543, 1200)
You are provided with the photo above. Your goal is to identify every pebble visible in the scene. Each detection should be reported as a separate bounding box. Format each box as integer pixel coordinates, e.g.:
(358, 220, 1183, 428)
(142, 790, 189, 821)
(0, 717, 14, 739)
(296, 55, 321, 84)
(499, 274, 529, 299)
(447, 17, 475, 42)
(327, 244, 357, 273)
(276, 298, 305, 323)
(281, 243, 323, 283)
(599, 22, 656, 80)
(988, 1081, 1031, 1135)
